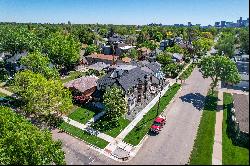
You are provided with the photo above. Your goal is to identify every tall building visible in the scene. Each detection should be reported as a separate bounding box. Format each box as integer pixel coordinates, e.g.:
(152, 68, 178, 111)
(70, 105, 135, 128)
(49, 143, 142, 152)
(221, 21, 226, 27)
(215, 22, 220, 27)
(188, 22, 192, 27)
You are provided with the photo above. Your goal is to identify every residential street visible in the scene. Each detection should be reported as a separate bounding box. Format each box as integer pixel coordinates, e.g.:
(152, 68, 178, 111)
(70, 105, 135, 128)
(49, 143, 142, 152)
(121, 67, 212, 165)
(52, 68, 212, 165)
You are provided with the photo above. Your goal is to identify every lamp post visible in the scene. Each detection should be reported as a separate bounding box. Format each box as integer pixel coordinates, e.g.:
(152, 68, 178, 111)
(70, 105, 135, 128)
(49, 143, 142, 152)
(156, 78, 164, 116)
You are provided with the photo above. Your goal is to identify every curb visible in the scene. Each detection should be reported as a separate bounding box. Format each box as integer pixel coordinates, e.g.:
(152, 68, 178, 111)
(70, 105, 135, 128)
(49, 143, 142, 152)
(58, 127, 124, 162)
(123, 84, 183, 161)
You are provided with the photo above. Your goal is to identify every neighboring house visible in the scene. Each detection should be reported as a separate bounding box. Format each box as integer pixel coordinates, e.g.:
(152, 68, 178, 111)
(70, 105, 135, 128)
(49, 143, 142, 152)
(64, 76, 99, 103)
(97, 62, 166, 112)
(115, 45, 136, 56)
(85, 54, 118, 65)
(230, 93, 249, 145)
(137, 47, 152, 60)
(227, 54, 249, 91)
(88, 62, 110, 71)
(159, 38, 176, 51)
(2, 51, 28, 71)
(172, 53, 184, 63)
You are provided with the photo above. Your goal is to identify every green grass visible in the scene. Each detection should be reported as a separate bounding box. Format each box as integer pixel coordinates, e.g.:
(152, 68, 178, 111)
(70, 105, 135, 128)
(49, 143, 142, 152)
(179, 63, 196, 80)
(123, 83, 181, 146)
(189, 91, 218, 165)
(222, 93, 249, 165)
(61, 71, 86, 83)
(92, 115, 130, 138)
(59, 122, 109, 149)
(68, 106, 101, 124)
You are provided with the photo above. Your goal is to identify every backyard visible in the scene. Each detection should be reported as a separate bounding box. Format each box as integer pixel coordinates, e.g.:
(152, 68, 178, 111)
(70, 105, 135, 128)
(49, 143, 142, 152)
(188, 90, 218, 165)
(222, 93, 249, 165)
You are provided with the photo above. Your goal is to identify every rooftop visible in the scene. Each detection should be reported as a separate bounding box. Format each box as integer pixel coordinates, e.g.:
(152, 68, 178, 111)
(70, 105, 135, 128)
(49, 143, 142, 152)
(233, 93, 249, 133)
(64, 76, 98, 93)
(87, 54, 119, 61)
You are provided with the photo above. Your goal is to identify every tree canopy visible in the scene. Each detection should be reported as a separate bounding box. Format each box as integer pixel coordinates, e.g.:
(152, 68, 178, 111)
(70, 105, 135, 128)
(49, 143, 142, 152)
(0, 106, 65, 165)
(44, 32, 81, 69)
(13, 70, 73, 118)
(199, 55, 241, 93)
(20, 50, 59, 79)
(103, 86, 127, 125)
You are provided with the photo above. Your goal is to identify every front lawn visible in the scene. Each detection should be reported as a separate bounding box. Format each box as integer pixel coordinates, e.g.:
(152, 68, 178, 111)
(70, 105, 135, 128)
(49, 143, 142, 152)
(188, 90, 218, 165)
(59, 122, 109, 149)
(222, 93, 249, 165)
(92, 115, 130, 138)
(123, 83, 181, 146)
(68, 106, 101, 125)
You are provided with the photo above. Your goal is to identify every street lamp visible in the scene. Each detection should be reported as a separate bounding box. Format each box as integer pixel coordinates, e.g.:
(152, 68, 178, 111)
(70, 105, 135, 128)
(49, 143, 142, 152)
(156, 78, 164, 116)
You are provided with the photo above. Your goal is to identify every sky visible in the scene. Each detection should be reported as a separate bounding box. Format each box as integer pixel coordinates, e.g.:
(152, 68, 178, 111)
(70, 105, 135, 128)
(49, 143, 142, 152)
(0, 0, 249, 25)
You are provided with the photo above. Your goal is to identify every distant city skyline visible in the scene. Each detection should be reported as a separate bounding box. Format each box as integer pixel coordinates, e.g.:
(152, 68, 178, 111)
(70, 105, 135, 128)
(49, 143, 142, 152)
(0, 0, 249, 25)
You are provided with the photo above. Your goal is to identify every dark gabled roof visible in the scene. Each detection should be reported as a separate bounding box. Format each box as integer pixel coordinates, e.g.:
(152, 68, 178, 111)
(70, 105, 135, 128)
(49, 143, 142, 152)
(145, 62, 161, 73)
(97, 72, 116, 88)
(97, 67, 148, 92)
(118, 67, 148, 91)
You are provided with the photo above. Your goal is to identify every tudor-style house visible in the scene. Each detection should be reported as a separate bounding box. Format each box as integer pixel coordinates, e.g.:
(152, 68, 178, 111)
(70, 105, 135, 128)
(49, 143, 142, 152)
(97, 62, 167, 113)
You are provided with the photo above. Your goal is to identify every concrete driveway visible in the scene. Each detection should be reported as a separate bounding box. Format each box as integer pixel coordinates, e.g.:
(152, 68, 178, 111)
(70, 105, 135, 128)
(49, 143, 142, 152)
(121, 67, 212, 165)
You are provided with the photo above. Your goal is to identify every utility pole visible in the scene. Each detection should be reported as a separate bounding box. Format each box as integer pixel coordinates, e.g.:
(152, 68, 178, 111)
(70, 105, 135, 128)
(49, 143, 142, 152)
(156, 79, 164, 116)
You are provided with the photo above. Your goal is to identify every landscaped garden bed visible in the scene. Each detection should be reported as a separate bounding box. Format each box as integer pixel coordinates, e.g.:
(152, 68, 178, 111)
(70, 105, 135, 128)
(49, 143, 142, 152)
(59, 122, 109, 149)
(123, 83, 181, 146)
(188, 90, 218, 165)
(222, 93, 249, 165)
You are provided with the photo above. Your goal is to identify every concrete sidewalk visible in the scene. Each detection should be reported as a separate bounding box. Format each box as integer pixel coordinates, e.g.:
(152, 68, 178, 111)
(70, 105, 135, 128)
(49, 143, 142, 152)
(212, 90, 223, 165)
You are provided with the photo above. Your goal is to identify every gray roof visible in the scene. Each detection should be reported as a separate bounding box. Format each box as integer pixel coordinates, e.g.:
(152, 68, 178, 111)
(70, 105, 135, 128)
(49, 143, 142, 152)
(233, 94, 249, 133)
(236, 61, 249, 74)
(88, 62, 110, 71)
(97, 67, 148, 92)
(172, 53, 183, 60)
(145, 62, 161, 73)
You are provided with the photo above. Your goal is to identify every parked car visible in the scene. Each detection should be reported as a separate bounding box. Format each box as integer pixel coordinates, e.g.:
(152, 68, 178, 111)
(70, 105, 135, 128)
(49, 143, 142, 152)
(150, 115, 166, 134)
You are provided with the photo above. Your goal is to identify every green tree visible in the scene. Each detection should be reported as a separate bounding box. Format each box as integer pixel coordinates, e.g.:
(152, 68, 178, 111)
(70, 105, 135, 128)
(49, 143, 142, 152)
(165, 44, 185, 54)
(129, 48, 139, 60)
(192, 37, 214, 57)
(20, 51, 59, 79)
(103, 86, 127, 125)
(199, 55, 241, 93)
(0, 106, 65, 165)
(215, 33, 236, 58)
(239, 28, 249, 54)
(84, 44, 99, 56)
(0, 25, 41, 56)
(44, 32, 81, 69)
(156, 52, 173, 66)
(0, 61, 9, 81)
(13, 70, 73, 118)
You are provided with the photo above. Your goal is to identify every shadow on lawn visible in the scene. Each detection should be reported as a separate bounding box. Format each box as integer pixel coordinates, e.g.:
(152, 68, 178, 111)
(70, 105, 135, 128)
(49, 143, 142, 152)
(225, 103, 249, 149)
(179, 92, 219, 111)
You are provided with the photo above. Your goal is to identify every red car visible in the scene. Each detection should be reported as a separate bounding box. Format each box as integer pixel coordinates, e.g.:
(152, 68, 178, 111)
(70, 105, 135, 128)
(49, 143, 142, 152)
(150, 115, 166, 134)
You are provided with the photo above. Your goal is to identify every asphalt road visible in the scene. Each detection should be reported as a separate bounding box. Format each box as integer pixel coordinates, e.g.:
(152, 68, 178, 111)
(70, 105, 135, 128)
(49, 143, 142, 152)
(121, 67, 212, 165)
(52, 67, 212, 165)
